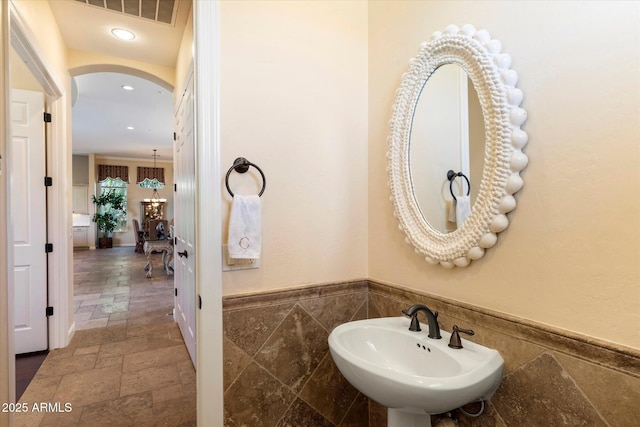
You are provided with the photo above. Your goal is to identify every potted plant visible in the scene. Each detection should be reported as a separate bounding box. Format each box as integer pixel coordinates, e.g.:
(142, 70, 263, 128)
(92, 189, 126, 248)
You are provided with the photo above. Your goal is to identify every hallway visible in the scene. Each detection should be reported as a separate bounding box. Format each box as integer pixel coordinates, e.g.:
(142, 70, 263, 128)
(16, 247, 196, 426)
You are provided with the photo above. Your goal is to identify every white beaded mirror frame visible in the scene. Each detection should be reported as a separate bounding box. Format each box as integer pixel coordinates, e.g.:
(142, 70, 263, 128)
(387, 24, 528, 268)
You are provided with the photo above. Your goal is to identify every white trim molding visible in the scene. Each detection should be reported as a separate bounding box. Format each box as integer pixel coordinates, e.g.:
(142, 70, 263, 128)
(8, 0, 72, 349)
(194, 0, 224, 425)
(388, 24, 528, 268)
(1, 0, 16, 420)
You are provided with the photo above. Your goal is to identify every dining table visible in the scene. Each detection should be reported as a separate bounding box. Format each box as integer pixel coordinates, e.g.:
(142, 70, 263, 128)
(143, 239, 173, 278)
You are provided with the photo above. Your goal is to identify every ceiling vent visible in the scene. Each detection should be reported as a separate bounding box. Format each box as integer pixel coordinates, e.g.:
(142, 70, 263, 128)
(76, 0, 178, 25)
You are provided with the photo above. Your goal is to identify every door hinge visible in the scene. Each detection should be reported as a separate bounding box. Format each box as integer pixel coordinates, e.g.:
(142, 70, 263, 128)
(43, 113, 52, 123)
(173, 132, 176, 141)
(198, 295, 202, 310)
(174, 288, 178, 297)
(46, 306, 54, 316)
(44, 176, 53, 186)
(174, 237, 177, 245)
(174, 183, 177, 192)
(45, 243, 53, 253)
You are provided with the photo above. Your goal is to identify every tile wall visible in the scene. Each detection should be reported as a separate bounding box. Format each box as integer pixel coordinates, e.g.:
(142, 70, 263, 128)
(223, 281, 370, 426)
(223, 280, 640, 426)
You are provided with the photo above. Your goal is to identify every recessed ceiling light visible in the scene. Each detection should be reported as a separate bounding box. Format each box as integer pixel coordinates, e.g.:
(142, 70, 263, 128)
(122, 85, 134, 91)
(127, 126, 135, 130)
(111, 28, 135, 41)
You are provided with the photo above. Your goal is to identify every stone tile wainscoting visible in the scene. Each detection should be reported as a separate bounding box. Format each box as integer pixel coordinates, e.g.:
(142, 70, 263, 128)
(223, 281, 370, 426)
(223, 280, 640, 427)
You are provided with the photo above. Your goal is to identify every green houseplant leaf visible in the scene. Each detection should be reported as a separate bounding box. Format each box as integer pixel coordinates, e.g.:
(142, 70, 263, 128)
(92, 189, 126, 238)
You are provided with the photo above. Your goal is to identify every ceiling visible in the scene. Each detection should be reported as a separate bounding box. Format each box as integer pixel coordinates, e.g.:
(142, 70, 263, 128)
(71, 72, 174, 160)
(47, 0, 193, 160)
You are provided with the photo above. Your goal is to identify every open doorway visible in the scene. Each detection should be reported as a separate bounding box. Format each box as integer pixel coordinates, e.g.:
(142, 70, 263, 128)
(70, 71, 174, 252)
(15, 32, 198, 427)
(1, 1, 222, 423)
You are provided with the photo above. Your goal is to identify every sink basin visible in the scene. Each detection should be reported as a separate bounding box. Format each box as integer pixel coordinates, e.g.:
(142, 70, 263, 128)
(328, 317, 504, 417)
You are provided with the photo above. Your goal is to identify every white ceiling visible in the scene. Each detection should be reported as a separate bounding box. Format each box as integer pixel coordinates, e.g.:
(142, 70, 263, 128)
(71, 72, 174, 160)
(47, 0, 193, 160)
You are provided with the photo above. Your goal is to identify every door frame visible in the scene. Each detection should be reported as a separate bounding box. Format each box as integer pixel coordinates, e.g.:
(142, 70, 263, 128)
(1, 0, 71, 419)
(9, 0, 70, 351)
(194, 1, 224, 424)
(0, 0, 14, 416)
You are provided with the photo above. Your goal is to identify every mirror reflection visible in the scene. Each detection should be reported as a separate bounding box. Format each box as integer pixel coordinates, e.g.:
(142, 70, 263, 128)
(409, 64, 485, 233)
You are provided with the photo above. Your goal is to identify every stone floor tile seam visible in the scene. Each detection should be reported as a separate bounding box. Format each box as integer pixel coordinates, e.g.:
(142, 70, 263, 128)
(488, 401, 508, 427)
(121, 346, 191, 374)
(300, 296, 365, 336)
(297, 351, 355, 426)
(222, 355, 256, 395)
(500, 349, 552, 382)
(551, 352, 612, 426)
(251, 345, 333, 420)
(297, 302, 331, 335)
(255, 304, 330, 392)
(21, 248, 195, 426)
(275, 397, 337, 427)
(234, 361, 298, 426)
(367, 292, 384, 318)
(246, 303, 298, 359)
(335, 391, 363, 427)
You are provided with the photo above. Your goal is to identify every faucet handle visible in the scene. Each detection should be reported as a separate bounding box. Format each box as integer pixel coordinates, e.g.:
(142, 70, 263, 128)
(408, 315, 421, 332)
(402, 306, 422, 332)
(448, 325, 475, 349)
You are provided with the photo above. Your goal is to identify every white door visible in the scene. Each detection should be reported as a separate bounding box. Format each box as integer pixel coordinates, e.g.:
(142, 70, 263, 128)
(174, 68, 196, 366)
(11, 89, 48, 354)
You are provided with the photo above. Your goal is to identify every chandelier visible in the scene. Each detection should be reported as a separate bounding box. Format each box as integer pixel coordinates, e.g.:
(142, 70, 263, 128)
(141, 149, 167, 205)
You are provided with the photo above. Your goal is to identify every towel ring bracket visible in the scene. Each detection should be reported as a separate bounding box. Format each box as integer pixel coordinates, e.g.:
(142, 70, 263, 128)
(231, 157, 251, 174)
(225, 157, 266, 197)
(447, 170, 470, 201)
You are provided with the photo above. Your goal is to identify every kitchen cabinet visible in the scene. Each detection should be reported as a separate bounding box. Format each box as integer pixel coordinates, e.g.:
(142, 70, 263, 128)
(73, 185, 89, 213)
(73, 227, 88, 248)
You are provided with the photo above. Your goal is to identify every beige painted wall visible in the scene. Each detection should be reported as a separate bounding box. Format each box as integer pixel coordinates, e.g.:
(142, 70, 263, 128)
(11, 0, 69, 82)
(174, 3, 193, 104)
(9, 47, 40, 91)
(67, 48, 175, 89)
(368, 1, 640, 349)
(219, 0, 369, 295)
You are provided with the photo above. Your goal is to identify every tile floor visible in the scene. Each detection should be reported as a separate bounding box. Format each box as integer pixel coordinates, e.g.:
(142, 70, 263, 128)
(16, 247, 196, 426)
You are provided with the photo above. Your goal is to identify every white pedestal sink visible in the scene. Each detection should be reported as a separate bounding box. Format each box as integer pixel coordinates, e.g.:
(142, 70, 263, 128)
(328, 317, 504, 427)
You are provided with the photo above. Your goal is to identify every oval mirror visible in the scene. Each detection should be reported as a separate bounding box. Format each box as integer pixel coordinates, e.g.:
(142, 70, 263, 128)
(388, 24, 528, 268)
(409, 64, 485, 233)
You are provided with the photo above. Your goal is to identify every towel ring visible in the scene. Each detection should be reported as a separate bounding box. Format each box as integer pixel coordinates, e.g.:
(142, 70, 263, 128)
(447, 170, 470, 201)
(225, 157, 266, 197)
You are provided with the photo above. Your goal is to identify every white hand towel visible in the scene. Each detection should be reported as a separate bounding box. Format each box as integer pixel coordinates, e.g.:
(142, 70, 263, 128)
(447, 199, 457, 223)
(228, 195, 261, 259)
(455, 195, 471, 227)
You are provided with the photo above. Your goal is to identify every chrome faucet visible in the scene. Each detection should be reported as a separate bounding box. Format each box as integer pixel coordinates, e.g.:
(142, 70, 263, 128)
(402, 304, 442, 339)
